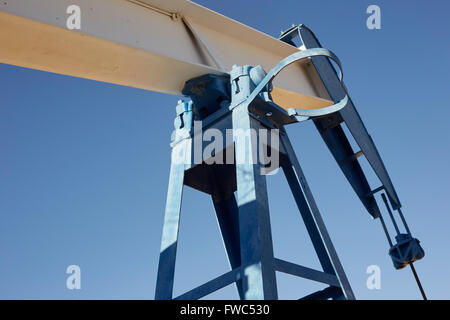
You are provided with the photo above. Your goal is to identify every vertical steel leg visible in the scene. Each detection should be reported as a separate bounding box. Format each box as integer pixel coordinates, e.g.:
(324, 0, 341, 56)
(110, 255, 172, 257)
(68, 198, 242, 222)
(280, 132, 355, 300)
(212, 193, 244, 299)
(232, 105, 278, 300)
(155, 139, 188, 300)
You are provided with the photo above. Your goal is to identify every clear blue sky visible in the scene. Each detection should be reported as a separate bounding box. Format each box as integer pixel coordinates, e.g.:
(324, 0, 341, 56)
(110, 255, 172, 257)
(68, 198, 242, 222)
(1, 0, 449, 299)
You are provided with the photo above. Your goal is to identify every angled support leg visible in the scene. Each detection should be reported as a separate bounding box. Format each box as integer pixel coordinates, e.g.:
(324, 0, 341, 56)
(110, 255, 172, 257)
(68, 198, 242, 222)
(232, 105, 278, 300)
(212, 192, 244, 299)
(155, 139, 189, 300)
(279, 131, 355, 300)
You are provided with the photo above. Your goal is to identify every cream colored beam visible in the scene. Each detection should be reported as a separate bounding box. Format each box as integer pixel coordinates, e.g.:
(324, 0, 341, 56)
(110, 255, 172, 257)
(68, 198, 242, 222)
(0, 0, 332, 109)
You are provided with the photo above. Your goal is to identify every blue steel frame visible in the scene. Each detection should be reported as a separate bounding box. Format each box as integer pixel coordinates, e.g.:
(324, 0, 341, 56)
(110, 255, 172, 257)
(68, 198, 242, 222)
(154, 25, 424, 300)
(278, 25, 425, 297)
(155, 53, 355, 299)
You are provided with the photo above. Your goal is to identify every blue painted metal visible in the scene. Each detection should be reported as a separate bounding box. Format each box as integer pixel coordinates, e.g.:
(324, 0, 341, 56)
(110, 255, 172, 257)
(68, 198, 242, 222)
(211, 192, 243, 298)
(155, 138, 189, 300)
(182, 74, 230, 120)
(380, 193, 424, 270)
(172, 99, 194, 145)
(278, 25, 426, 297)
(382, 193, 402, 235)
(389, 234, 425, 270)
(174, 268, 241, 300)
(274, 258, 340, 287)
(282, 25, 402, 211)
(155, 60, 355, 300)
(279, 131, 355, 300)
(300, 286, 343, 300)
(243, 47, 349, 119)
(280, 26, 384, 219)
(227, 67, 279, 298)
(232, 104, 278, 300)
(155, 26, 432, 299)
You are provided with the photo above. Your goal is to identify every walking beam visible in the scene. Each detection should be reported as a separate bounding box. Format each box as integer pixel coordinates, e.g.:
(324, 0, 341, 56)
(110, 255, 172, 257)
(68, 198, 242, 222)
(0, 0, 332, 110)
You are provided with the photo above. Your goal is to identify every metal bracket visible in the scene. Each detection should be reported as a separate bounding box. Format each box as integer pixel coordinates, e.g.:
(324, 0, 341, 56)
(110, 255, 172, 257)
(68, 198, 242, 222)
(244, 47, 349, 120)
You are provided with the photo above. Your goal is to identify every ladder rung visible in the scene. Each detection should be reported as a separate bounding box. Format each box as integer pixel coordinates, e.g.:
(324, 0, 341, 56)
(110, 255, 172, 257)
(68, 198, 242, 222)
(345, 150, 363, 163)
(366, 185, 384, 198)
